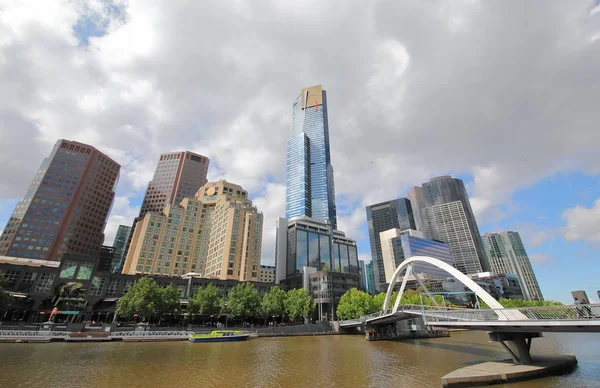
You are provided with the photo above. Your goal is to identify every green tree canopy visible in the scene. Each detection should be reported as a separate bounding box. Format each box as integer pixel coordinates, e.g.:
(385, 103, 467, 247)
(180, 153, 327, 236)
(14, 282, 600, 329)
(284, 288, 315, 321)
(373, 291, 399, 311)
(336, 288, 377, 320)
(261, 286, 286, 318)
(189, 283, 221, 316)
(116, 277, 180, 322)
(481, 298, 563, 308)
(157, 284, 181, 318)
(226, 282, 260, 319)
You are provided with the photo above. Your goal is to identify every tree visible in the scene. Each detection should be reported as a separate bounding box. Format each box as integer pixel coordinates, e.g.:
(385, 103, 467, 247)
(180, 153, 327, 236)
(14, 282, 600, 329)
(0, 274, 14, 311)
(226, 282, 260, 321)
(157, 284, 181, 321)
(116, 277, 174, 322)
(373, 291, 398, 311)
(261, 286, 286, 322)
(336, 288, 376, 320)
(284, 288, 315, 322)
(189, 283, 221, 321)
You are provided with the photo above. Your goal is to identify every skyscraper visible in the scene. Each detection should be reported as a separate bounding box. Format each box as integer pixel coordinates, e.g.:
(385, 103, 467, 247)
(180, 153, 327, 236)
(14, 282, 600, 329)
(366, 198, 416, 291)
(123, 180, 263, 281)
(365, 262, 376, 295)
(0, 140, 120, 261)
(409, 176, 489, 274)
(110, 225, 132, 273)
(123, 151, 210, 260)
(285, 84, 337, 228)
(482, 231, 543, 301)
(138, 151, 209, 219)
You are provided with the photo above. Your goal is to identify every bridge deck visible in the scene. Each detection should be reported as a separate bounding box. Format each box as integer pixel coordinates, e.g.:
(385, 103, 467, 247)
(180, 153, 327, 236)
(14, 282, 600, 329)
(340, 304, 600, 333)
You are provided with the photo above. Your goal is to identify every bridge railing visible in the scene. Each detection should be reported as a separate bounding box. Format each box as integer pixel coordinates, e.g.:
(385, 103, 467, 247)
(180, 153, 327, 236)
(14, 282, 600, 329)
(420, 304, 600, 323)
(0, 330, 72, 338)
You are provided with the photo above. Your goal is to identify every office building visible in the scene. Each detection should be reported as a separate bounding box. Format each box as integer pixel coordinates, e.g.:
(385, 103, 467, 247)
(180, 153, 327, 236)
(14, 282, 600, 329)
(379, 228, 452, 283)
(365, 262, 376, 295)
(0, 139, 120, 261)
(259, 265, 275, 283)
(138, 151, 209, 219)
(274, 216, 359, 318)
(358, 259, 366, 291)
(123, 180, 263, 281)
(409, 176, 489, 274)
(285, 85, 337, 228)
(366, 198, 416, 291)
(110, 225, 132, 273)
(482, 231, 543, 301)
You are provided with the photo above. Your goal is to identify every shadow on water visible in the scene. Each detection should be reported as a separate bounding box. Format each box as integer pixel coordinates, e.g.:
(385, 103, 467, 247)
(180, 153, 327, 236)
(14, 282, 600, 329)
(403, 337, 507, 360)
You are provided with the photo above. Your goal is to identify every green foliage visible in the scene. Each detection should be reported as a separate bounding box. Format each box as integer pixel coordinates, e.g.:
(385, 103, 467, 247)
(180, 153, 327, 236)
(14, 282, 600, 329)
(284, 288, 315, 321)
(0, 275, 14, 311)
(189, 283, 221, 316)
(158, 284, 182, 317)
(336, 288, 377, 319)
(226, 282, 260, 319)
(261, 286, 286, 318)
(116, 277, 180, 322)
(480, 298, 563, 309)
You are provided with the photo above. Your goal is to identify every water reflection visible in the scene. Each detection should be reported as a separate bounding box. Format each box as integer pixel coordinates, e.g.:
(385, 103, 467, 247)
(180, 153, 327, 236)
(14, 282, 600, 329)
(0, 332, 598, 387)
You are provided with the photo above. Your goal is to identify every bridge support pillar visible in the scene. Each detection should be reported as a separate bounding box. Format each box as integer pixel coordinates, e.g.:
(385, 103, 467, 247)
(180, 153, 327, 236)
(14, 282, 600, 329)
(489, 332, 542, 365)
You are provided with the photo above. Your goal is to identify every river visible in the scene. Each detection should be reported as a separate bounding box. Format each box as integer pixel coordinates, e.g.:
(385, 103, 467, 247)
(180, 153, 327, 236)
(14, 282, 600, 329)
(0, 331, 598, 387)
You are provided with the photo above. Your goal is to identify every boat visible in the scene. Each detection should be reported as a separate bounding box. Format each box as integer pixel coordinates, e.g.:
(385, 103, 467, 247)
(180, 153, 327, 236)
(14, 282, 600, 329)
(188, 330, 250, 343)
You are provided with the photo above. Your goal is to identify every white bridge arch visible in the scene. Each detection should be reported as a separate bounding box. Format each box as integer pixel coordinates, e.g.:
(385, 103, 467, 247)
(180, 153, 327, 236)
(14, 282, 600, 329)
(382, 256, 504, 313)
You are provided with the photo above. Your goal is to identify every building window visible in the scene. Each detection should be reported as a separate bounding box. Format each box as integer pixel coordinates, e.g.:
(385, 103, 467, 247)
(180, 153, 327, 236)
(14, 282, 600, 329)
(59, 260, 79, 279)
(35, 273, 56, 293)
(76, 262, 94, 280)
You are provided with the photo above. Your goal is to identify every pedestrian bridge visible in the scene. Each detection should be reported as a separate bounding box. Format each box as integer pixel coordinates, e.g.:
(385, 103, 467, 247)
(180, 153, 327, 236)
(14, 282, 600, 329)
(340, 303, 600, 333)
(341, 255, 600, 333)
(340, 255, 600, 365)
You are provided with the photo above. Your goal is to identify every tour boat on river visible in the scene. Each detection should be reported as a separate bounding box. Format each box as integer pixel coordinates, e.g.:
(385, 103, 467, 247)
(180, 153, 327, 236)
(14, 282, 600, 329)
(188, 330, 250, 343)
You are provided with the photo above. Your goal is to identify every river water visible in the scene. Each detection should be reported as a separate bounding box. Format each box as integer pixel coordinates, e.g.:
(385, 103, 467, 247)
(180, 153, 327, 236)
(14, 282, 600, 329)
(0, 331, 599, 387)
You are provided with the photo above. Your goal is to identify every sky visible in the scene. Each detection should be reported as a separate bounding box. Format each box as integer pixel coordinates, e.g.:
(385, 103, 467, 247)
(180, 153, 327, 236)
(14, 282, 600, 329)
(0, 0, 599, 304)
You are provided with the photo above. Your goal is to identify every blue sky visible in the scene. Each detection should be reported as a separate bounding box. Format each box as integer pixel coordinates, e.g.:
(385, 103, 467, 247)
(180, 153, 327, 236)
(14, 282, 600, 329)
(0, 1, 598, 306)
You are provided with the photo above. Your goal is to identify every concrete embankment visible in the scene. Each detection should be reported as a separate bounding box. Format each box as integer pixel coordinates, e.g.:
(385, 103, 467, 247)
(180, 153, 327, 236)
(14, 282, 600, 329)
(441, 354, 578, 387)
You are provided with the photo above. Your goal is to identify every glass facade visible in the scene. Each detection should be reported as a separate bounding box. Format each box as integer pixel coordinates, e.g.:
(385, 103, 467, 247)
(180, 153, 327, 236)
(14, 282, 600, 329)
(412, 176, 489, 273)
(285, 85, 337, 228)
(366, 198, 416, 290)
(482, 231, 543, 301)
(286, 225, 358, 276)
(399, 234, 452, 278)
(111, 225, 132, 273)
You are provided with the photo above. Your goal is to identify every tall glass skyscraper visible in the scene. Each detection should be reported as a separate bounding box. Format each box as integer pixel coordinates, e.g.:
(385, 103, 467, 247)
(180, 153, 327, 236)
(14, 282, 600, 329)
(366, 198, 416, 291)
(409, 176, 490, 274)
(0, 139, 120, 261)
(482, 231, 543, 301)
(285, 85, 337, 228)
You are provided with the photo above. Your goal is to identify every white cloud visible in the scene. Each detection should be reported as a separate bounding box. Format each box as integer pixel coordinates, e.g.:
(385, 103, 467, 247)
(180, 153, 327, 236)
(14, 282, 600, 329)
(0, 0, 600, 266)
(562, 199, 600, 243)
(103, 196, 140, 246)
(251, 183, 286, 266)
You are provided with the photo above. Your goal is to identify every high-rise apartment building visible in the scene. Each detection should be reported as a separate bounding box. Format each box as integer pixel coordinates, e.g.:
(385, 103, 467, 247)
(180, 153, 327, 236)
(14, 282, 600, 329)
(110, 225, 132, 273)
(482, 231, 543, 301)
(138, 151, 209, 219)
(259, 265, 275, 283)
(0, 140, 120, 261)
(409, 176, 489, 274)
(123, 180, 262, 281)
(285, 85, 337, 228)
(358, 259, 366, 291)
(379, 228, 452, 284)
(366, 198, 415, 291)
(365, 262, 376, 295)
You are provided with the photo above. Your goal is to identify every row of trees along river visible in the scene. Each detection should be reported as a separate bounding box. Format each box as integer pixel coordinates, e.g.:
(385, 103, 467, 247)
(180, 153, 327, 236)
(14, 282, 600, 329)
(115, 278, 315, 325)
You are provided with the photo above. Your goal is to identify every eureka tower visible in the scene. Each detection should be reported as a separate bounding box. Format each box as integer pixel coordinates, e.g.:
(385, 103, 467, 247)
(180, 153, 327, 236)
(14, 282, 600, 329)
(285, 84, 337, 228)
